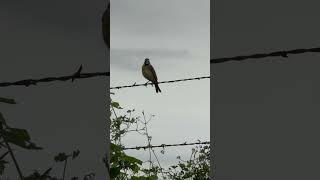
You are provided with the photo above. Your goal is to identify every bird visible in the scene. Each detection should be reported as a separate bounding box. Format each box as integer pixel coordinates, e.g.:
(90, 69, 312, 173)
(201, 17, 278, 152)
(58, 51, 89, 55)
(142, 58, 161, 93)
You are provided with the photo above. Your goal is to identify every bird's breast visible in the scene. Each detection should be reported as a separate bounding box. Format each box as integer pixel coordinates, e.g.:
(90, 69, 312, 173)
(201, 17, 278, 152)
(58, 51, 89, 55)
(142, 65, 154, 81)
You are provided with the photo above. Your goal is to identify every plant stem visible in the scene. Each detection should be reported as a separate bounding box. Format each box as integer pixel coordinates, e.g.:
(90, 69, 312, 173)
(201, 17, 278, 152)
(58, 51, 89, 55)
(142, 112, 152, 177)
(4, 139, 24, 179)
(0, 125, 24, 180)
(0, 150, 10, 160)
(62, 158, 68, 180)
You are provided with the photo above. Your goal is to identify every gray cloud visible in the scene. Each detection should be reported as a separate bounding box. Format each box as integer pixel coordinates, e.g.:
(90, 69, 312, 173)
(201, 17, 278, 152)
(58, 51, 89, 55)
(111, 0, 209, 37)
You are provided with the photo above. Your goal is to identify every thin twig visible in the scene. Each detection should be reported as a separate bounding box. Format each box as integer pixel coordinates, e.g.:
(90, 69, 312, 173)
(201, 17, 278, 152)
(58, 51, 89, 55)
(142, 111, 153, 177)
(151, 149, 164, 178)
(62, 158, 68, 180)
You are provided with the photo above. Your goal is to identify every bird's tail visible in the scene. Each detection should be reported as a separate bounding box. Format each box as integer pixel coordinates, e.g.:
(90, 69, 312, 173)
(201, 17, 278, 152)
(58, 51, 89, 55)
(155, 83, 161, 93)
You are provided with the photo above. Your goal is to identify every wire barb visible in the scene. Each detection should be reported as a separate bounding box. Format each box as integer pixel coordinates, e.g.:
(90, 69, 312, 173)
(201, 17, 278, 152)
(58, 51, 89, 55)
(2, 46, 319, 88)
(0, 72, 110, 87)
(122, 141, 210, 150)
(71, 65, 83, 82)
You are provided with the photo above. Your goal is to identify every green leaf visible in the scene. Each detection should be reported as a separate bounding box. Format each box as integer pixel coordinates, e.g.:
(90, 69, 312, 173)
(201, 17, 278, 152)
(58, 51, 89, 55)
(6, 127, 30, 141)
(111, 101, 122, 109)
(0, 97, 16, 104)
(72, 149, 80, 160)
(54, 153, 68, 162)
(131, 175, 158, 180)
(3, 127, 42, 150)
(110, 143, 122, 152)
(110, 167, 121, 178)
(123, 156, 143, 166)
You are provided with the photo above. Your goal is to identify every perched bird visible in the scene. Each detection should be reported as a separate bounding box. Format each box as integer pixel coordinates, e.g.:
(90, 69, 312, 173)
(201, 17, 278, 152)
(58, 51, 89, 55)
(142, 58, 161, 93)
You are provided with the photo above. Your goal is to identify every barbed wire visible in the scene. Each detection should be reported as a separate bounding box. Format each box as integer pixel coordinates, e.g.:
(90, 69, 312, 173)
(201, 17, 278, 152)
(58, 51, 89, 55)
(0, 65, 110, 87)
(211, 47, 320, 64)
(110, 76, 210, 90)
(122, 141, 210, 150)
(2, 47, 319, 88)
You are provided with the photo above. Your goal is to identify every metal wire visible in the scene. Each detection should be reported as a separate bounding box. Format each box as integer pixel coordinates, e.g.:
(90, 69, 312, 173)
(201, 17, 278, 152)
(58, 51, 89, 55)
(123, 141, 210, 150)
(211, 47, 320, 63)
(110, 76, 210, 90)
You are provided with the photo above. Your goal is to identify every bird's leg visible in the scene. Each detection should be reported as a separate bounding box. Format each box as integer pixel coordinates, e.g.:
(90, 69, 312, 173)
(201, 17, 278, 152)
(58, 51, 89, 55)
(144, 81, 150, 86)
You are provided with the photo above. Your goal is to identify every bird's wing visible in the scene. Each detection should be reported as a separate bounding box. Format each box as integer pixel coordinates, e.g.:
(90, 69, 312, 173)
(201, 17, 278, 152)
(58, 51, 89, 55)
(149, 65, 158, 82)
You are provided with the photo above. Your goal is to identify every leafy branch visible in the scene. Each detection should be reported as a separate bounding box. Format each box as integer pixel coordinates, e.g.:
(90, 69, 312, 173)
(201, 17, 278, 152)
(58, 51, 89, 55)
(109, 98, 211, 179)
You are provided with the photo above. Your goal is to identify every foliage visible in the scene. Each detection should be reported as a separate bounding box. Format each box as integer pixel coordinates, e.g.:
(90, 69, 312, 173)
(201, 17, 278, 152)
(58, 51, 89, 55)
(109, 99, 211, 180)
(0, 97, 95, 179)
(109, 99, 147, 179)
(24, 168, 58, 180)
(166, 145, 210, 179)
(109, 143, 143, 179)
(0, 97, 43, 179)
(54, 150, 80, 162)
(2, 127, 42, 150)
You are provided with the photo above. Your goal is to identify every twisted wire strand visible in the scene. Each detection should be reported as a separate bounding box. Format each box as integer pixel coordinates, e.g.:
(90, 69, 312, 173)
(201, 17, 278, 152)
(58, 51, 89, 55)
(123, 141, 210, 150)
(110, 76, 210, 90)
(211, 47, 320, 63)
(2, 47, 319, 88)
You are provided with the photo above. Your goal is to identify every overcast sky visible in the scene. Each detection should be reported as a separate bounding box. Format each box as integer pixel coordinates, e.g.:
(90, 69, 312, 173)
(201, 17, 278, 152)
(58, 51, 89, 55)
(110, 0, 210, 170)
(0, 0, 109, 179)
